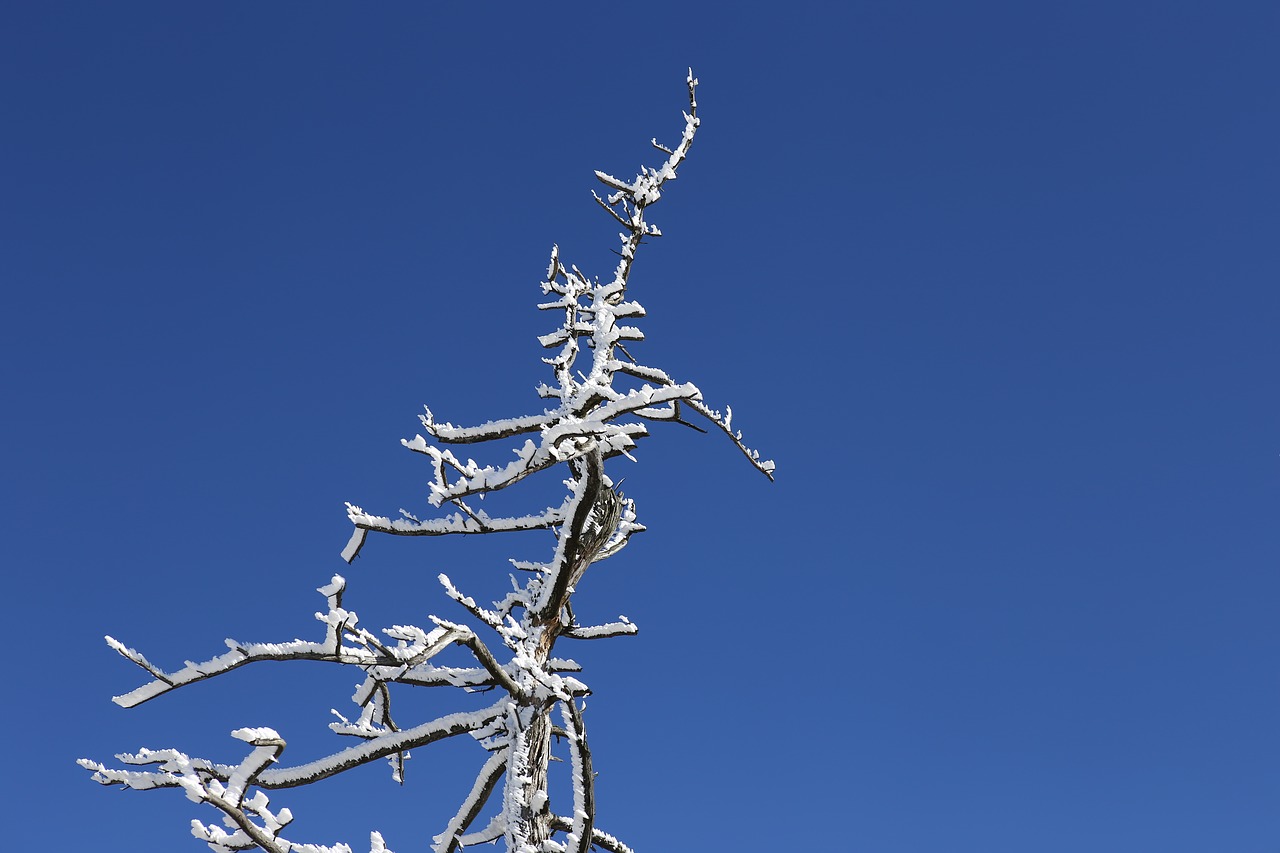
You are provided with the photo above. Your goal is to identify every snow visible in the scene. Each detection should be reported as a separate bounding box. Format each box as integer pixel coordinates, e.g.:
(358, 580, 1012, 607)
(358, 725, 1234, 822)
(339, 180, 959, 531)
(340, 527, 367, 563)
(230, 728, 281, 744)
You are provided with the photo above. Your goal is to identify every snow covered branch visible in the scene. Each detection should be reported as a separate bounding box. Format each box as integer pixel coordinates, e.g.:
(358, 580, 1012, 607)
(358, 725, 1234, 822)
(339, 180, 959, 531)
(432, 749, 508, 853)
(565, 620, 637, 642)
(343, 69, 770, 567)
(80, 732, 399, 853)
(558, 701, 595, 853)
(103, 577, 480, 708)
(83, 71, 775, 853)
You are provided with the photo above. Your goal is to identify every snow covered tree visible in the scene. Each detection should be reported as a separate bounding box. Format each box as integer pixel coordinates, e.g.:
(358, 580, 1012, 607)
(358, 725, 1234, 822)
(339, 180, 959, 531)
(81, 71, 773, 853)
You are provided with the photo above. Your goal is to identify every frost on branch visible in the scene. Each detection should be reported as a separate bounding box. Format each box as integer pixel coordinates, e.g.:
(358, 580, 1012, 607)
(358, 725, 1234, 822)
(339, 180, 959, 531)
(82, 71, 773, 853)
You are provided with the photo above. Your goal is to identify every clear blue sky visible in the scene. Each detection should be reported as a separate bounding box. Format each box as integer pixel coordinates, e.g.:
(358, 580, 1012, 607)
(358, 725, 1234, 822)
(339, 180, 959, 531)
(4, 3, 1278, 851)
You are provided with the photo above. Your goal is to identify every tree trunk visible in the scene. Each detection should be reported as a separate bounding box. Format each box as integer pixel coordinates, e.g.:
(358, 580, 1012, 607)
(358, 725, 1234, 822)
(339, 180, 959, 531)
(505, 619, 560, 851)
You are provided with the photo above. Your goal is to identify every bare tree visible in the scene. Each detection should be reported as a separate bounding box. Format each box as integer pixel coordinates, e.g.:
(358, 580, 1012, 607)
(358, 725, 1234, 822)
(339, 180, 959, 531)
(81, 71, 773, 853)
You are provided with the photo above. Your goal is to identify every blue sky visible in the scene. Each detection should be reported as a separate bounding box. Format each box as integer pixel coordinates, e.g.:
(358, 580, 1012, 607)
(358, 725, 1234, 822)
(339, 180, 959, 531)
(3, 3, 1278, 851)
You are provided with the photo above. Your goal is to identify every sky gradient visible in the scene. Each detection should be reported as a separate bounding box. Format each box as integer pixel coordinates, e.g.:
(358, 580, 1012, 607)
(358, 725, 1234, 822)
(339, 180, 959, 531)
(4, 3, 1279, 852)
